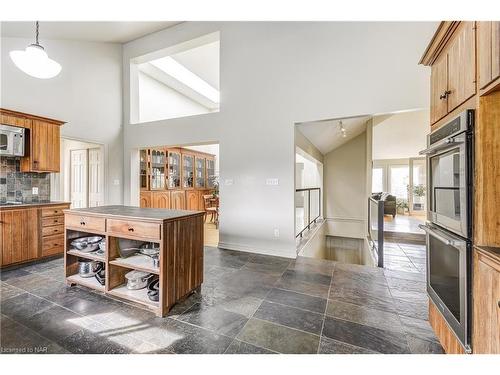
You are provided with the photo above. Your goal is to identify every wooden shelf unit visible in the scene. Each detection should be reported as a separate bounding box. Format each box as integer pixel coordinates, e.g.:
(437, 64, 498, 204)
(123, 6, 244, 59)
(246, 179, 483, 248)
(139, 146, 216, 210)
(64, 206, 204, 317)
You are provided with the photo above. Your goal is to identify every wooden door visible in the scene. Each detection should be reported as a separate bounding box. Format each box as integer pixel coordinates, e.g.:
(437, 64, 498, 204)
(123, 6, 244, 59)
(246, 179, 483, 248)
(182, 153, 195, 189)
(171, 191, 186, 210)
(447, 22, 476, 111)
(473, 250, 500, 353)
(153, 191, 171, 208)
(140, 191, 152, 208)
(0, 208, 39, 266)
(430, 53, 448, 124)
(70, 149, 88, 208)
(186, 190, 199, 210)
(31, 120, 60, 172)
(88, 147, 104, 207)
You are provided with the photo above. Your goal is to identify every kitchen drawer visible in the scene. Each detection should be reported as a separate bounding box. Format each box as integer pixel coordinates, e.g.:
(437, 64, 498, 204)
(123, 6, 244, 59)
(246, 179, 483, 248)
(42, 235, 64, 257)
(41, 206, 67, 217)
(42, 224, 65, 237)
(107, 219, 160, 240)
(65, 214, 105, 232)
(42, 215, 64, 227)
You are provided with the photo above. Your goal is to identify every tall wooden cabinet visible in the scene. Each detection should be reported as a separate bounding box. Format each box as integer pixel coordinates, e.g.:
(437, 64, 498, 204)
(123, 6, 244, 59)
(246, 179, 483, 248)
(0, 108, 64, 173)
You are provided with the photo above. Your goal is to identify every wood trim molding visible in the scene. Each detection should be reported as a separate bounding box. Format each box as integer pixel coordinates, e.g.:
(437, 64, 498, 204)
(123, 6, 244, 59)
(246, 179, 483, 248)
(420, 21, 461, 66)
(0, 108, 65, 126)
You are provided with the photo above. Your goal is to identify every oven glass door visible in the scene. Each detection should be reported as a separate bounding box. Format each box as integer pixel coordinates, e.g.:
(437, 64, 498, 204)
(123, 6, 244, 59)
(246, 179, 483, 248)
(428, 140, 468, 237)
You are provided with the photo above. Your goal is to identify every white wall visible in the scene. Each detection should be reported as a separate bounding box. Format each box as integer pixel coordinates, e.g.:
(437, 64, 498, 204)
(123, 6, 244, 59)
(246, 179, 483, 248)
(324, 131, 368, 238)
(138, 71, 209, 123)
(372, 109, 428, 160)
(122, 22, 436, 258)
(0, 36, 123, 204)
(295, 128, 324, 163)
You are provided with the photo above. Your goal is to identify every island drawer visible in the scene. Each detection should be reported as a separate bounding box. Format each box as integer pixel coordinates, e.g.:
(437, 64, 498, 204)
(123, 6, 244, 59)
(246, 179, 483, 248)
(41, 206, 67, 217)
(42, 234, 64, 257)
(42, 224, 65, 237)
(42, 215, 64, 227)
(107, 219, 160, 240)
(65, 214, 106, 232)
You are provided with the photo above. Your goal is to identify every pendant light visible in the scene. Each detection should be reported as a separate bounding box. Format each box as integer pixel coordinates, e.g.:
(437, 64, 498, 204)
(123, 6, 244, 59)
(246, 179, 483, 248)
(10, 21, 61, 79)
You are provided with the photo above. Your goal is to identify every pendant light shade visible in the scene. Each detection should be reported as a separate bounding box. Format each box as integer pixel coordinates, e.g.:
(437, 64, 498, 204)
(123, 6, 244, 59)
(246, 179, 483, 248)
(9, 22, 61, 79)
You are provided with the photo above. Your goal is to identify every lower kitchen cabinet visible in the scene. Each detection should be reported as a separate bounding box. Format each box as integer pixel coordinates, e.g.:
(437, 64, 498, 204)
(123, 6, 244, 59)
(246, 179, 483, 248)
(0, 203, 70, 267)
(186, 190, 199, 210)
(0, 208, 39, 266)
(140, 191, 152, 208)
(473, 247, 500, 353)
(153, 191, 170, 208)
(170, 190, 186, 210)
(141, 190, 213, 211)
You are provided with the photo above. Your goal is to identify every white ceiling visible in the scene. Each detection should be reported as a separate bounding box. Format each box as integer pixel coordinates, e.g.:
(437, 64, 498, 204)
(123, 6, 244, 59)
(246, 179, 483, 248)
(171, 41, 220, 90)
(0, 21, 181, 43)
(297, 115, 371, 155)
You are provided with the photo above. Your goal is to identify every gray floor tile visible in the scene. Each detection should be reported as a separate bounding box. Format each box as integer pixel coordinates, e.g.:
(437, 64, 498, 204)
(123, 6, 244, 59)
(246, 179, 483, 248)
(200, 293, 263, 317)
(386, 277, 427, 293)
(406, 335, 444, 354)
(225, 339, 275, 354)
(288, 257, 335, 276)
(281, 269, 331, 286)
(1, 293, 54, 322)
(399, 315, 438, 342)
(383, 268, 426, 282)
(242, 254, 290, 275)
(319, 336, 377, 354)
(178, 303, 249, 338)
(237, 318, 320, 354)
(254, 301, 324, 335)
(328, 287, 397, 313)
(275, 277, 330, 299)
(322, 316, 410, 354)
(389, 289, 428, 303)
(265, 288, 326, 314)
(326, 300, 403, 333)
(0, 268, 31, 281)
(1, 282, 24, 301)
(393, 298, 429, 320)
(204, 248, 252, 269)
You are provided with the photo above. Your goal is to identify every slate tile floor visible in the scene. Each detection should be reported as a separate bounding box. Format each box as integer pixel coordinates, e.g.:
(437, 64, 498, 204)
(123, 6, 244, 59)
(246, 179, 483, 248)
(0, 242, 443, 354)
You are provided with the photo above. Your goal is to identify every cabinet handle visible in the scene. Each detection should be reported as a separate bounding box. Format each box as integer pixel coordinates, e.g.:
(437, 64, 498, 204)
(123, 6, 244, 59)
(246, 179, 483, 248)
(80, 221, 86, 226)
(498, 300, 500, 309)
(128, 227, 134, 232)
(440, 90, 452, 100)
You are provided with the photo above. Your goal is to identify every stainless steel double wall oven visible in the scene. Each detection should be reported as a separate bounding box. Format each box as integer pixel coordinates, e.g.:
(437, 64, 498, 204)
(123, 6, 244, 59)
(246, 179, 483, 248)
(419, 110, 474, 352)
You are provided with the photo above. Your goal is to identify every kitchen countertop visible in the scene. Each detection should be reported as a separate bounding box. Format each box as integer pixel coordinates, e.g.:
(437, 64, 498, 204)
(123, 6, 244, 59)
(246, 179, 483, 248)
(64, 205, 203, 222)
(475, 245, 500, 264)
(0, 201, 70, 210)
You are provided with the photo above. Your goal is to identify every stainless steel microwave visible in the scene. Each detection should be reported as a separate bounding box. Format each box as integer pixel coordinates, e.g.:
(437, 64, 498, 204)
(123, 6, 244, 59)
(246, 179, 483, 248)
(0, 124, 25, 157)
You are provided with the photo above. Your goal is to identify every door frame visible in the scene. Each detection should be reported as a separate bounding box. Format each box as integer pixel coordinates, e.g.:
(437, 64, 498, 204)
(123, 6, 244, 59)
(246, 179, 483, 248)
(51, 136, 107, 206)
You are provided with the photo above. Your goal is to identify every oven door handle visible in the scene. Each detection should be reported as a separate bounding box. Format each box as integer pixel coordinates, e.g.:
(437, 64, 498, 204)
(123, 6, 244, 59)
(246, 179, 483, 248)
(419, 136, 465, 156)
(419, 224, 462, 246)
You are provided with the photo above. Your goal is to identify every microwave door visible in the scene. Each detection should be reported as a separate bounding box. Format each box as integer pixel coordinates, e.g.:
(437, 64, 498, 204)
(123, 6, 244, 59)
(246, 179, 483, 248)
(0, 132, 9, 153)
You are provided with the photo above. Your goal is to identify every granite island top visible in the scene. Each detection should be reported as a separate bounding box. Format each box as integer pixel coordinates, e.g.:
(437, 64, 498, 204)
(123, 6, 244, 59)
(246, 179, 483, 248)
(0, 201, 70, 210)
(64, 205, 204, 222)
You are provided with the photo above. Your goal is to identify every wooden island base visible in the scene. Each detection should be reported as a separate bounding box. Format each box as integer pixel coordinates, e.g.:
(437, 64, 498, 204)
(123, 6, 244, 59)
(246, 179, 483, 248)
(63, 205, 204, 317)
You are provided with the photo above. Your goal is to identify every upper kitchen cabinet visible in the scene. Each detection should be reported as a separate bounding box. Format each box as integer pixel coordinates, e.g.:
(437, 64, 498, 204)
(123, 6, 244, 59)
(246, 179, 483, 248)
(421, 22, 476, 126)
(478, 21, 500, 93)
(0, 108, 64, 173)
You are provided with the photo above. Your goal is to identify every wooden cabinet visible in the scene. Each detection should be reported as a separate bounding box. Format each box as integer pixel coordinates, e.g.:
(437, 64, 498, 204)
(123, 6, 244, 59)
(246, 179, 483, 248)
(186, 190, 199, 210)
(140, 191, 152, 208)
(171, 190, 186, 210)
(431, 53, 449, 123)
(0, 208, 39, 266)
(153, 191, 170, 208)
(473, 247, 500, 353)
(425, 22, 476, 125)
(478, 21, 500, 91)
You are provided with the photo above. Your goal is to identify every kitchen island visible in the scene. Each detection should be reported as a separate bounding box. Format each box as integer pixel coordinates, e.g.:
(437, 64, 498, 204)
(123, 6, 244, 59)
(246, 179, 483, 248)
(63, 205, 204, 317)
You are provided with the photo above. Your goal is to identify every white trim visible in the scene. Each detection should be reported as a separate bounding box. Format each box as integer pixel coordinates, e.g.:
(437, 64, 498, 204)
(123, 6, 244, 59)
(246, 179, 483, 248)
(326, 217, 365, 223)
(217, 241, 297, 259)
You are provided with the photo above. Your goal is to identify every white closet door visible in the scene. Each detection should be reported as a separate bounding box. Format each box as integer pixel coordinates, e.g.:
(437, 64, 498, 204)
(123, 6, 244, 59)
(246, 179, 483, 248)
(88, 147, 104, 207)
(70, 149, 88, 208)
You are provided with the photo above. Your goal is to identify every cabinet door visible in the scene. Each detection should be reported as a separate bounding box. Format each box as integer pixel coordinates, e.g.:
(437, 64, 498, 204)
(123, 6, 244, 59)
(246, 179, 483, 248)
(153, 191, 170, 208)
(492, 22, 500, 83)
(139, 192, 152, 208)
(431, 53, 448, 124)
(186, 190, 199, 210)
(171, 191, 186, 210)
(473, 251, 500, 353)
(195, 157, 206, 188)
(447, 22, 476, 111)
(1, 208, 39, 266)
(182, 154, 194, 189)
(31, 120, 60, 172)
(478, 21, 493, 89)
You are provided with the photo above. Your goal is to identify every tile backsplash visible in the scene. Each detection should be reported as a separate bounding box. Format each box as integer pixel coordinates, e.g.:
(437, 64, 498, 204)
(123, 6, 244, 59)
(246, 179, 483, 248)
(0, 157, 50, 203)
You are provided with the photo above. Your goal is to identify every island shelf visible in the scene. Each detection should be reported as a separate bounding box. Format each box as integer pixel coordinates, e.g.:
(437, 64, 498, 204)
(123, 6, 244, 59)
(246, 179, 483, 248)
(63, 205, 204, 317)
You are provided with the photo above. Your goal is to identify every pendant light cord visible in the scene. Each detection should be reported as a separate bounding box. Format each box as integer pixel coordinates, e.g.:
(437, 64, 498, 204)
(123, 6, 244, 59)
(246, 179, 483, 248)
(35, 21, 39, 45)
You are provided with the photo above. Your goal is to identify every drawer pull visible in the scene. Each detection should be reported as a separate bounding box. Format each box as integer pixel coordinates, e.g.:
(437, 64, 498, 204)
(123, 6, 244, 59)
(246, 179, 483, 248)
(498, 300, 500, 309)
(80, 221, 86, 226)
(54, 220, 59, 223)
(128, 227, 134, 232)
